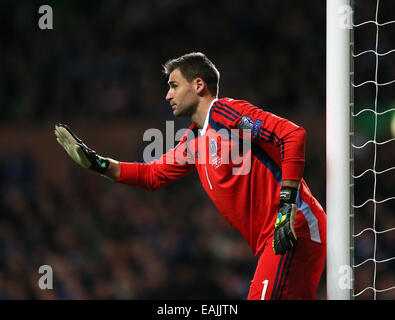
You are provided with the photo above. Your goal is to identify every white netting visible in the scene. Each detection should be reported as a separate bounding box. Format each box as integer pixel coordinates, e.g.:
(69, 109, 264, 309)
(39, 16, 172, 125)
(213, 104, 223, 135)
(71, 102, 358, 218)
(352, 0, 395, 299)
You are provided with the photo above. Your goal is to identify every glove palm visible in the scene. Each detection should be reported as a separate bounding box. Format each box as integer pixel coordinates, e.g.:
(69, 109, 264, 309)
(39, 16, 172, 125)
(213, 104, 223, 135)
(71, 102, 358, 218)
(54, 123, 109, 174)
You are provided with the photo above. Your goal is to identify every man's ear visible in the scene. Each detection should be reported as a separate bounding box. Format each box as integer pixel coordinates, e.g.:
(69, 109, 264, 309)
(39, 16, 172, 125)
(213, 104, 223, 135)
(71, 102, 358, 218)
(194, 77, 206, 95)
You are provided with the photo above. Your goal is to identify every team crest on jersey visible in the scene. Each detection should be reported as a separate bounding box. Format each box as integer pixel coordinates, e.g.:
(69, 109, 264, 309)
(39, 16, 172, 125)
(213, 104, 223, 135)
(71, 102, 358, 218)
(209, 138, 218, 157)
(238, 115, 253, 131)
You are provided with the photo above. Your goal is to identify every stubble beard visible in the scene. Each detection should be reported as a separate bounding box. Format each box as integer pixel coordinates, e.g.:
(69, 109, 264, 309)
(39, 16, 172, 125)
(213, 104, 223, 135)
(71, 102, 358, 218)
(173, 102, 196, 119)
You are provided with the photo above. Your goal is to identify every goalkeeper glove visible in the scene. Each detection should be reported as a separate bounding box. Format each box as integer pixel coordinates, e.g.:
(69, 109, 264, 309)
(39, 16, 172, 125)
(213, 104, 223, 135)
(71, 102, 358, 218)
(54, 123, 110, 174)
(272, 186, 298, 255)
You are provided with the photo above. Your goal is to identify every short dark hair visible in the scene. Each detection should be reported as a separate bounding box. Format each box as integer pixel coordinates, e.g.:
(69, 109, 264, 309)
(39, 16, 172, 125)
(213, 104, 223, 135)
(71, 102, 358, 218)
(163, 52, 220, 97)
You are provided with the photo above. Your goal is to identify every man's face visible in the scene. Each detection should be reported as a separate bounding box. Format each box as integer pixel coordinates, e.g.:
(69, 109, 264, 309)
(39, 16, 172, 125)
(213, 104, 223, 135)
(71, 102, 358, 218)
(166, 68, 199, 117)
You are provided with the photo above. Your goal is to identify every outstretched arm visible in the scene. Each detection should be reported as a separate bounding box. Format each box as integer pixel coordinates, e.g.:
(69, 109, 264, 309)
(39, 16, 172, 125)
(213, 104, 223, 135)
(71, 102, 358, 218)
(54, 123, 113, 176)
(54, 123, 196, 190)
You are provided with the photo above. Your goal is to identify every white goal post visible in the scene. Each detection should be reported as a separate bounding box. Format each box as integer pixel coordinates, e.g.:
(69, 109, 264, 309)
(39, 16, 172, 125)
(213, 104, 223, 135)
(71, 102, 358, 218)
(326, 0, 354, 300)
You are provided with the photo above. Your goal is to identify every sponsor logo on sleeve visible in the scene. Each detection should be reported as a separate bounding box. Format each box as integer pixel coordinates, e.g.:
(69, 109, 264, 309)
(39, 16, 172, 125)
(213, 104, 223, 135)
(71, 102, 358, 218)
(252, 119, 263, 138)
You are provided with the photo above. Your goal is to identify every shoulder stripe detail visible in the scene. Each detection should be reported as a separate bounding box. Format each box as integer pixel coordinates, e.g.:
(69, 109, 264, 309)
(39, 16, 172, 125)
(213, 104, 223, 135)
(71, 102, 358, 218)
(216, 100, 242, 116)
(212, 108, 236, 122)
(212, 100, 286, 162)
(212, 104, 238, 120)
(260, 127, 281, 141)
(259, 128, 271, 140)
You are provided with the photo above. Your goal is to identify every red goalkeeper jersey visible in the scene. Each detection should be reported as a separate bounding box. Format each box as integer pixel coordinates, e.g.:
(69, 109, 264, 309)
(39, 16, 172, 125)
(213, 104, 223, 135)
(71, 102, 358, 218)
(117, 98, 326, 256)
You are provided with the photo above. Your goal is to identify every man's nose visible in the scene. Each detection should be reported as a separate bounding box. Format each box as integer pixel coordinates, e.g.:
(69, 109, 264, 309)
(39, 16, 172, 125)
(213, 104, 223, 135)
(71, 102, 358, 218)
(166, 90, 173, 101)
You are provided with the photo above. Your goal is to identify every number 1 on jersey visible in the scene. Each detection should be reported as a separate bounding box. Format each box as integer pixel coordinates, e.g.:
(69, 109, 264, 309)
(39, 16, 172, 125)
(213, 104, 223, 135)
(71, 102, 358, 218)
(261, 280, 269, 300)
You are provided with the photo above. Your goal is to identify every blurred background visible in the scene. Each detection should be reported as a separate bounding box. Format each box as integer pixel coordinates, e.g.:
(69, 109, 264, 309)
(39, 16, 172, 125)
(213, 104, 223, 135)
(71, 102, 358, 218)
(0, 0, 393, 299)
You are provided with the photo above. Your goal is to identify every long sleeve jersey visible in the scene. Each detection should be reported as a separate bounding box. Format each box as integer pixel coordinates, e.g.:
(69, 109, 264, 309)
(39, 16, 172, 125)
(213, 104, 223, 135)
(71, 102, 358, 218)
(117, 98, 326, 256)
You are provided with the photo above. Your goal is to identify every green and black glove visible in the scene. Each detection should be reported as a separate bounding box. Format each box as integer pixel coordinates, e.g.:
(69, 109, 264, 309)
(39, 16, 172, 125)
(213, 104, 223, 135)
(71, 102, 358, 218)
(272, 186, 298, 255)
(54, 123, 110, 174)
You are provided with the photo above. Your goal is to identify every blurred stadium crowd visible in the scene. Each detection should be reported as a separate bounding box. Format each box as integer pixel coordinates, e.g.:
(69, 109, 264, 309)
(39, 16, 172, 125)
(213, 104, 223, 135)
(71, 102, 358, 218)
(0, 0, 394, 299)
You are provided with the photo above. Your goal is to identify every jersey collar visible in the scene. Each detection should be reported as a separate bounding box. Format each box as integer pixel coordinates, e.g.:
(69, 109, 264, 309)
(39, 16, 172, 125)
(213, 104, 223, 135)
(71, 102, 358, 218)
(199, 97, 218, 136)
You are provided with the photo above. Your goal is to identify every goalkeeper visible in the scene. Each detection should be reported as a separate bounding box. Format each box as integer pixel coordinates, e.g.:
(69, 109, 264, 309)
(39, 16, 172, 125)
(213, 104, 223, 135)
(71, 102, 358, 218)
(54, 52, 326, 300)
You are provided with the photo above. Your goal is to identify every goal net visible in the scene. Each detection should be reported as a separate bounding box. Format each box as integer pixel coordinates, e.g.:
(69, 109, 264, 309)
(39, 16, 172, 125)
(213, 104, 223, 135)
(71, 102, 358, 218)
(352, 0, 395, 300)
(327, 0, 395, 300)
